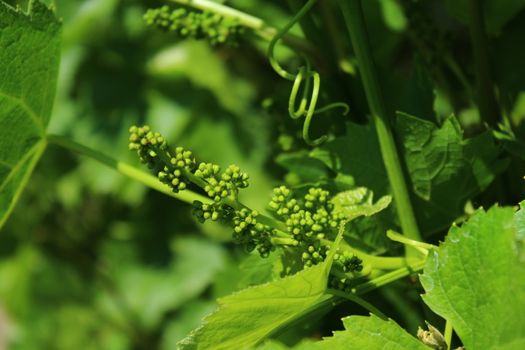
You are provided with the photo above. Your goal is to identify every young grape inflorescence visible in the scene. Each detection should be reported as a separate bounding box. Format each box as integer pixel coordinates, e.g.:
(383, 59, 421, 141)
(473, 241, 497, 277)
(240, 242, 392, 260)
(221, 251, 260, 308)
(144, 5, 245, 46)
(129, 125, 363, 285)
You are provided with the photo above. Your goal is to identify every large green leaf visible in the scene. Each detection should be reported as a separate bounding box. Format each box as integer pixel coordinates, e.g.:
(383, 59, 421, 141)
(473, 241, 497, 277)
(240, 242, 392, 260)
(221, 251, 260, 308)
(313, 115, 506, 235)
(0, 0, 61, 229)
(313, 315, 428, 349)
(254, 315, 428, 349)
(396, 112, 507, 233)
(396, 114, 463, 201)
(420, 206, 525, 349)
(177, 231, 344, 350)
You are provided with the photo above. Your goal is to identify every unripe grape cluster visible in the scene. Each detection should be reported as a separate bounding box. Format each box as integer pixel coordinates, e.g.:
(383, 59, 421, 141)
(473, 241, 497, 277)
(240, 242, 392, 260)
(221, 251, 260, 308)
(129, 126, 196, 193)
(129, 125, 167, 167)
(129, 126, 363, 279)
(144, 6, 245, 46)
(194, 163, 249, 202)
(192, 201, 234, 224)
(232, 209, 274, 257)
(129, 126, 274, 258)
(129, 126, 249, 198)
(334, 252, 363, 273)
(328, 252, 364, 293)
(269, 186, 348, 267)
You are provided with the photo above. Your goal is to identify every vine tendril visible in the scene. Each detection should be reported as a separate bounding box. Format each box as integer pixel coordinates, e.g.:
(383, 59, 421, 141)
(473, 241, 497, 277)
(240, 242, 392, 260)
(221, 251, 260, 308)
(267, 0, 349, 146)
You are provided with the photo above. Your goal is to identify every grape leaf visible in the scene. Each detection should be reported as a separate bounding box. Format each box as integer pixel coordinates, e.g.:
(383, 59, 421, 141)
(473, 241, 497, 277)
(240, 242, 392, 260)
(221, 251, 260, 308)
(313, 115, 506, 235)
(396, 113, 463, 201)
(313, 315, 428, 349)
(420, 206, 525, 349)
(331, 187, 391, 221)
(161, 301, 217, 350)
(254, 315, 428, 349)
(177, 230, 344, 350)
(396, 112, 507, 233)
(237, 251, 282, 289)
(0, 0, 61, 229)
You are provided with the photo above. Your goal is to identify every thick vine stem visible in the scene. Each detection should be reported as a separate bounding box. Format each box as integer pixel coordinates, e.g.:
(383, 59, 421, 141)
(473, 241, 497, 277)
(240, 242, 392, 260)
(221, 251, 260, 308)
(336, 0, 422, 254)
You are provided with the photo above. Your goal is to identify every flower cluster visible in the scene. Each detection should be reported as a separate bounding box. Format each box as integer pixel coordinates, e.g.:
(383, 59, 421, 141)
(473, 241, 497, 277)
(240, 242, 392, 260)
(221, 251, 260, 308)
(192, 200, 234, 224)
(129, 126, 364, 274)
(144, 6, 245, 46)
(129, 126, 196, 193)
(130, 125, 270, 259)
(232, 209, 274, 258)
(194, 163, 249, 202)
(269, 186, 348, 267)
(129, 125, 249, 197)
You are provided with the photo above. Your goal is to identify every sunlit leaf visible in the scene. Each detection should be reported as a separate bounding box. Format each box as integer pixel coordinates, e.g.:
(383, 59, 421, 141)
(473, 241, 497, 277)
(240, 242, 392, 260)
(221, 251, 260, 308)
(177, 230, 344, 350)
(421, 206, 525, 349)
(0, 0, 61, 229)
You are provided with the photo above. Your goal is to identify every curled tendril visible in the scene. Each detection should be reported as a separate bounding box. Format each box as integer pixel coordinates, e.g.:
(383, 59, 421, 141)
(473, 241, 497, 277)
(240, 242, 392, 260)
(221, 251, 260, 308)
(267, 0, 349, 146)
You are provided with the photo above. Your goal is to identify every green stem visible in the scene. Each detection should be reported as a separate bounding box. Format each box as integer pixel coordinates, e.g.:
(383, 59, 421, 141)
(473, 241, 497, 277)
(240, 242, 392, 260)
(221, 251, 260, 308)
(168, 0, 316, 58)
(171, 0, 264, 28)
(326, 288, 388, 320)
(468, 0, 499, 127)
(336, 0, 422, 254)
(328, 238, 408, 270)
(444, 320, 453, 350)
(47, 134, 211, 205)
(387, 230, 434, 256)
(353, 259, 426, 295)
(285, 0, 322, 46)
(267, 0, 318, 81)
(271, 237, 298, 246)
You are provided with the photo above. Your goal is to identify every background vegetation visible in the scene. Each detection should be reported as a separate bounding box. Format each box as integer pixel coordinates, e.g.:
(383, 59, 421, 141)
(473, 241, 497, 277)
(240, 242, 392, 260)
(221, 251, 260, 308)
(1, 0, 525, 349)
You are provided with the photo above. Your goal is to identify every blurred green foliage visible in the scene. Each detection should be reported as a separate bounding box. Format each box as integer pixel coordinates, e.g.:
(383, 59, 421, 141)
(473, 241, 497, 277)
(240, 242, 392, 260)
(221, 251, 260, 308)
(1, 0, 525, 349)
